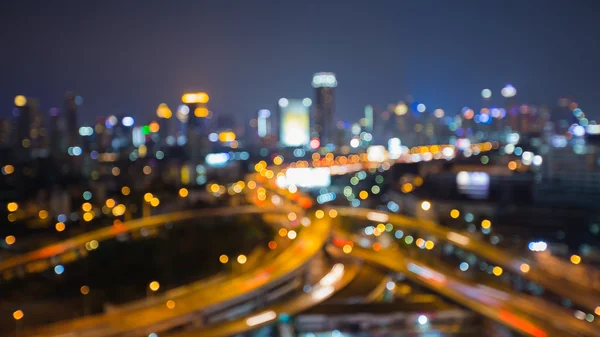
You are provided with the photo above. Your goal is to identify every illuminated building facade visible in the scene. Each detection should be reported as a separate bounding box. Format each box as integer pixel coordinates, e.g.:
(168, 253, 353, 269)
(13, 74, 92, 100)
(278, 98, 311, 147)
(312, 72, 337, 146)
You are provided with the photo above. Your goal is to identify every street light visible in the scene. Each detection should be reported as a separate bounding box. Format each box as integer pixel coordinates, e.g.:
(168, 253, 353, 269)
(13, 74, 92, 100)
(149, 281, 160, 292)
(147, 281, 160, 300)
(13, 310, 23, 337)
(80, 286, 90, 316)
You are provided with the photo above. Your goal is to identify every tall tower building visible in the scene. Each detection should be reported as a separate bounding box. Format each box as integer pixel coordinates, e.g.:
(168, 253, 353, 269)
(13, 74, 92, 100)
(63, 92, 79, 148)
(49, 107, 62, 157)
(312, 72, 337, 146)
(14, 95, 32, 148)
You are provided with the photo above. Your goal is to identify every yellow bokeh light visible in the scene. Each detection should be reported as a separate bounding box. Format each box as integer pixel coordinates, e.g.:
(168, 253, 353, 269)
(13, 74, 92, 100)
(166, 300, 176, 309)
(13, 310, 24, 320)
(492, 266, 503, 276)
(401, 183, 413, 193)
(149, 281, 160, 291)
(359, 190, 369, 200)
(144, 193, 153, 202)
(82, 202, 92, 212)
(38, 210, 49, 219)
(219, 254, 229, 264)
(508, 161, 517, 170)
(520, 263, 530, 273)
(7, 213, 16, 222)
(420, 201, 431, 211)
(3, 165, 14, 175)
(182, 92, 209, 104)
(150, 197, 160, 207)
(450, 209, 460, 219)
(394, 103, 408, 116)
(7, 202, 18, 212)
(121, 186, 131, 196)
(273, 156, 283, 166)
(315, 210, 325, 219)
(237, 254, 247, 264)
(415, 238, 425, 248)
(83, 212, 94, 222)
(149, 121, 160, 133)
(179, 188, 189, 198)
(376, 223, 386, 232)
(343, 244, 353, 254)
(218, 131, 236, 143)
(106, 198, 116, 208)
(328, 209, 338, 218)
(425, 241, 435, 250)
(481, 219, 491, 229)
(278, 228, 288, 237)
(55, 222, 66, 232)
(570, 255, 581, 265)
(194, 107, 209, 117)
(5, 235, 16, 245)
(287, 212, 297, 221)
(210, 184, 220, 193)
(595, 306, 600, 316)
(14, 95, 27, 107)
(80, 285, 90, 295)
(112, 204, 126, 216)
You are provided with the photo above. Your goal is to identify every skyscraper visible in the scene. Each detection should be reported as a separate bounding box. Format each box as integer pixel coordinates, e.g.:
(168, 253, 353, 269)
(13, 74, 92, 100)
(63, 92, 78, 148)
(312, 72, 337, 146)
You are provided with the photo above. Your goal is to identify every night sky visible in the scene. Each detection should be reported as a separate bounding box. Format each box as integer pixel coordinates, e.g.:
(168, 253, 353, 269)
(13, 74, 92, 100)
(1, 0, 599, 124)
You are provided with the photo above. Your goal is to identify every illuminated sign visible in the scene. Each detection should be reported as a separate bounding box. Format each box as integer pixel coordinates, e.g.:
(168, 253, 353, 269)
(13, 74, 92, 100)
(277, 168, 331, 189)
(456, 171, 489, 199)
(205, 153, 230, 167)
(280, 99, 310, 147)
(367, 145, 387, 162)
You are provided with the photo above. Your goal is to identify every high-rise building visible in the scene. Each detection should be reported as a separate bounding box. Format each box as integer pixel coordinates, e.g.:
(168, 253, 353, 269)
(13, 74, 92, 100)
(63, 92, 79, 148)
(312, 72, 337, 145)
(14, 95, 32, 149)
(279, 98, 311, 147)
(49, 107, 62, 157)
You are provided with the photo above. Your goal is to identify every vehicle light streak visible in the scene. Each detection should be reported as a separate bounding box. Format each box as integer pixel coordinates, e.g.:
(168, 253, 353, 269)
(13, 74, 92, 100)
(407, 262, 446, 284)
(498, 311, 547, 337)
(246, 310, 277, 326)
(366, 211, 388, 223)
(447, 232, 470, 246)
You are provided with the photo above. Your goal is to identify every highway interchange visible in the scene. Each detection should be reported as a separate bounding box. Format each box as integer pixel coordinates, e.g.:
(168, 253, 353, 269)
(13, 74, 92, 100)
(4, 154, 600, 337)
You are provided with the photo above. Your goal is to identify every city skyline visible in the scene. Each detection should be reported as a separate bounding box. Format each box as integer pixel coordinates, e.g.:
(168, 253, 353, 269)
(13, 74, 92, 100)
(2, 0, 600, 124)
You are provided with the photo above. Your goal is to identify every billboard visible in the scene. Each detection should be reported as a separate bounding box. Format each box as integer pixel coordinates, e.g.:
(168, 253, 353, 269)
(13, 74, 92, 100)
(277, 168, 331, 189)
(280, 98, 310, 147)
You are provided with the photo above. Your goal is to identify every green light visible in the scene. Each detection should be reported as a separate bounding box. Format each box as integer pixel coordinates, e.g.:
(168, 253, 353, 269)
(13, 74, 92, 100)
(142, 125, 150, 135)
(350, 177, 359, 185)
(343, 186, 353, 197)
(480, 155, 489, 164)
(371, 185, 380, 194)
(375, 175, 384, 184)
